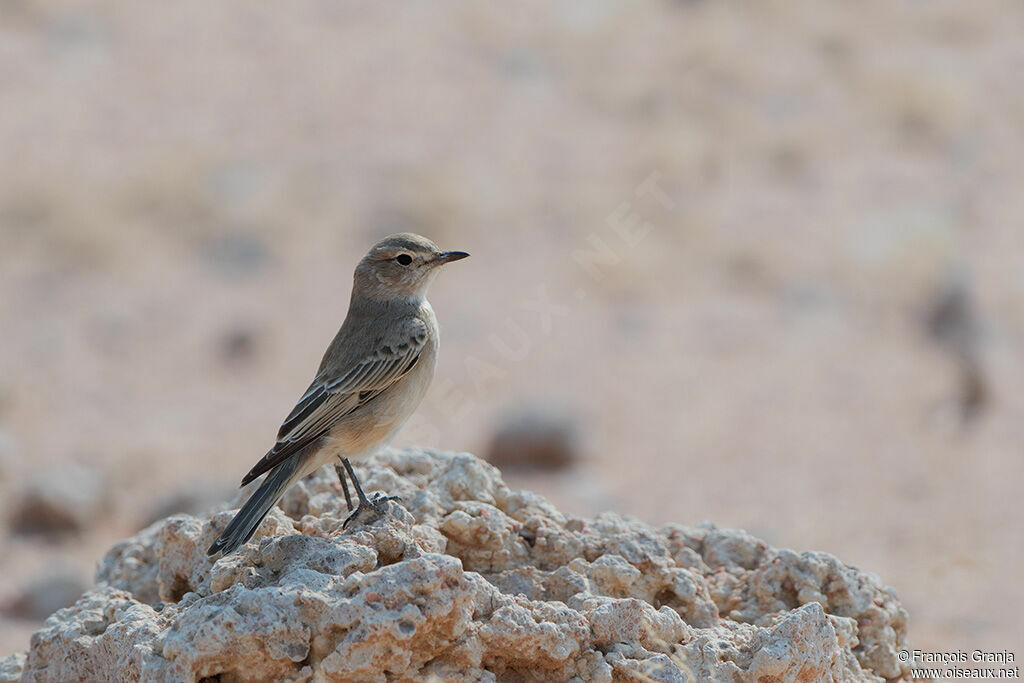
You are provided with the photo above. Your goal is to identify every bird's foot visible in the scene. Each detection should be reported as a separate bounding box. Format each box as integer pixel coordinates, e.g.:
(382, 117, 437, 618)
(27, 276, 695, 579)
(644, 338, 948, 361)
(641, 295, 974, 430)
(338, 457, 402, 528)
(342, 492, 402, 529)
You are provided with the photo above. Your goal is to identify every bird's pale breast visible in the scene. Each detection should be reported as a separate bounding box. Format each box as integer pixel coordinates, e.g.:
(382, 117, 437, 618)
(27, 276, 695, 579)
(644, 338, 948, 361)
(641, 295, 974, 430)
(317, 304, 439, 465)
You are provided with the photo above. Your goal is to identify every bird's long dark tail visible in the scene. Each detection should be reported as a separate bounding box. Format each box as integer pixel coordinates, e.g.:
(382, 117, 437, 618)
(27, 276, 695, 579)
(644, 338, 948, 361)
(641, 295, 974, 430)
(207, 456, 303, 556)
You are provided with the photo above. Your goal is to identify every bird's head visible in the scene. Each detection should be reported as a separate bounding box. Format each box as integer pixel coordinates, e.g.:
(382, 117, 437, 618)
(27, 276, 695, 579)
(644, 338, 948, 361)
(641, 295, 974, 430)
(354, 233, 469, 302)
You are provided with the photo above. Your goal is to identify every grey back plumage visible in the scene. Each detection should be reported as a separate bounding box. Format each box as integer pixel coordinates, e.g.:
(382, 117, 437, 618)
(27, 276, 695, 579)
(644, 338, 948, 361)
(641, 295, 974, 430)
(240, 297, 431, 486)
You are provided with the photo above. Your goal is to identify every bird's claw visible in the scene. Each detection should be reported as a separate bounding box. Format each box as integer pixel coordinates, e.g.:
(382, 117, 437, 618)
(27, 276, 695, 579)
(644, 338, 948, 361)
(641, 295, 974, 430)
(371, 492, 402, 508)
(342, 492, 402, 529)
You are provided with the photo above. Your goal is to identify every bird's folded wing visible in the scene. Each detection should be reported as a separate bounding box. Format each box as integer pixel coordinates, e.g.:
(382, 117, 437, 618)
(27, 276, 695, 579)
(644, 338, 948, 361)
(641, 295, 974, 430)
(240, 319, 428, 486)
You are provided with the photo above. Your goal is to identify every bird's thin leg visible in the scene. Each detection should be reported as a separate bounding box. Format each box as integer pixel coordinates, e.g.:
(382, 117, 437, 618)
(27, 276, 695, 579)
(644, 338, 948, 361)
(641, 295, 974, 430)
(334, 462, 354, 511)
(340, 458, 373, 507)
(340, 457, 400, 529)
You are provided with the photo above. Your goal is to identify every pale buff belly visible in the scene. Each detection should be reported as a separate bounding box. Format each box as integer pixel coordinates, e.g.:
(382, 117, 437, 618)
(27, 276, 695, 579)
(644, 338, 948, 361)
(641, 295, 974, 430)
(310, 339, 438, 471)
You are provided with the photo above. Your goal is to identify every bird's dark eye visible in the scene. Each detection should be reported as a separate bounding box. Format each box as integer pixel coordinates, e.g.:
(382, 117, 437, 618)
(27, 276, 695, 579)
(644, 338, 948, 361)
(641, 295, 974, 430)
(395, 254, 413, 266)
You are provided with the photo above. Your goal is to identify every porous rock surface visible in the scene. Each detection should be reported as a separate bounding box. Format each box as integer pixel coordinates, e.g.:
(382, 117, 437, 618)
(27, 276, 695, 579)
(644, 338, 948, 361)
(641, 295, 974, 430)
(3, 449, 911, 682)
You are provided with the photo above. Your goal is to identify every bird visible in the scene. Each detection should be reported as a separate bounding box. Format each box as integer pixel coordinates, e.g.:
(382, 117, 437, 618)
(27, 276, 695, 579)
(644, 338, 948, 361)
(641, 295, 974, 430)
(207, 233, 468, 556)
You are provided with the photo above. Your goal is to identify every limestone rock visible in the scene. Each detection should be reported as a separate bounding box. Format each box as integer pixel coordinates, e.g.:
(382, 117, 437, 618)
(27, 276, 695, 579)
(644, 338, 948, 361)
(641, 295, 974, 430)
(3, 448, 911, 681)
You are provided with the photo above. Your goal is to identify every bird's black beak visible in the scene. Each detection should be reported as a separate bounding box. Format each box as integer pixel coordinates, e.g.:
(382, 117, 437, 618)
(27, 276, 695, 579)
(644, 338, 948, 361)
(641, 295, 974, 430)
(433, 251, 470, 265)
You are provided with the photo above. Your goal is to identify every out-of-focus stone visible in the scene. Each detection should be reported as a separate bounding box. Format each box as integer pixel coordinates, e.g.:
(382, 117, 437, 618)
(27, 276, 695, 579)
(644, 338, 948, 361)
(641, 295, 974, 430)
(0, 430, 15, 481)
(139, 480, 233, 529)
(9, 463, 107, 536)
(484, 407, 580, 471)
(924, 276, 988, 424)
(217, 324, 259, 365)
(2, 569, 89, 620)
(8, 449, 911, 681)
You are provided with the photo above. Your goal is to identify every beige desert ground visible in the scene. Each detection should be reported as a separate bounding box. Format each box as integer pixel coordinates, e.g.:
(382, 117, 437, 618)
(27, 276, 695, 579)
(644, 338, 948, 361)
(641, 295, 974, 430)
(1, 0, 1022, 662)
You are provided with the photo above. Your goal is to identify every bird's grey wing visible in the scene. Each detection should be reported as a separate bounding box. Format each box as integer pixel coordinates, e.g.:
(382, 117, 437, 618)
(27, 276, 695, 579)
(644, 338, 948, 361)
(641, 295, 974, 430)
(239, 318, 428, 486)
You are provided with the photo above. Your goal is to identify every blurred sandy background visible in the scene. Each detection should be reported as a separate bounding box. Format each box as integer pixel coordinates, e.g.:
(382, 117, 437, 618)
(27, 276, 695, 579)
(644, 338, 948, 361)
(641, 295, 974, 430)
(2, 0, 1023, 659)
